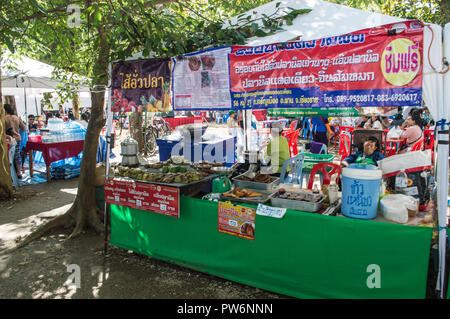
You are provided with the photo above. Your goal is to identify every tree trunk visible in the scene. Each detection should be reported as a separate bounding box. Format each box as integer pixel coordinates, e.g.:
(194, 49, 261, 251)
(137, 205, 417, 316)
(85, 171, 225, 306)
(15, 16, 110, 249)
(132, 112, 144, 152)
(73, 93, 80, 120)
(0, 51, 14, 199)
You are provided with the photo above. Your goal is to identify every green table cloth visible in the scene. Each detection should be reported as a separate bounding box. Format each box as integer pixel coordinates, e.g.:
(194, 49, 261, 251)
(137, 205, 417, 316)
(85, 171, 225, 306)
(109, 196, 432, 299)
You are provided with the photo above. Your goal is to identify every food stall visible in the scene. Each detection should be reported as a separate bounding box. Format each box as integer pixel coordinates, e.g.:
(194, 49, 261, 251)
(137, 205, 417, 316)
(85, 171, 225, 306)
(102, 20, 447, 299)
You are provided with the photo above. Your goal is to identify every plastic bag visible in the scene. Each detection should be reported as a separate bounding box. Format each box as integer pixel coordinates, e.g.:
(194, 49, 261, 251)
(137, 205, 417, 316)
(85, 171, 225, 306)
(387, 126, 403, 139)
(380, 194, 418, 224)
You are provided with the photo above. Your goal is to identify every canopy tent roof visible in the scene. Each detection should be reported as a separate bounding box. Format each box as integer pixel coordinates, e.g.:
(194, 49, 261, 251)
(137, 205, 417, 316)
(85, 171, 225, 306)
(1, 54, 90, 91)
(1, 54, 92, 118)
(224, 0, 407, 45)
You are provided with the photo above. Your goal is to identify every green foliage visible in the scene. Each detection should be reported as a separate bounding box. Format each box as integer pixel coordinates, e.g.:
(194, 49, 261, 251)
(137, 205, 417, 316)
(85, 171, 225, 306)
(328, 0, 449, 26)
(0, 0, 314, 105)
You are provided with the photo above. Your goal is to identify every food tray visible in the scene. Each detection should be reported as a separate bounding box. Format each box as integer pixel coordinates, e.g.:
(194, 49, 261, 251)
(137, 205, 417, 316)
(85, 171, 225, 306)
(270, 193, 325, 212)
(232, 174, 279, 191)
(220, 189, 276, 205)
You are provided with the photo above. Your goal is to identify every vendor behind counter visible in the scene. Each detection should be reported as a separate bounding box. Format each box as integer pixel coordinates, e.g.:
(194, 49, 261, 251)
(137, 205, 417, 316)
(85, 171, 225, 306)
(259, 122, 290, 175)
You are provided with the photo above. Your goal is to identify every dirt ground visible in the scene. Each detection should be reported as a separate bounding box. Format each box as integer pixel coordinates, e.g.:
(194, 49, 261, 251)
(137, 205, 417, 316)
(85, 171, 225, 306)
(0, 123, 289, 299)
(0, 177, 291, 299)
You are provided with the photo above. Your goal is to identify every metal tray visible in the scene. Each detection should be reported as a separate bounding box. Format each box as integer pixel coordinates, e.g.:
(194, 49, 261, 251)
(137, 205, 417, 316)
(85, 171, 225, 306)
(232, 174, 279, 191)
(270, 194, 325, 212)
(220, 189, 276, 205)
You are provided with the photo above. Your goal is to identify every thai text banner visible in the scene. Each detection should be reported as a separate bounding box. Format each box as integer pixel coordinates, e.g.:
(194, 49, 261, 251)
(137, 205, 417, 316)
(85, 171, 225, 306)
(111, 58, 172, 112)
(229, 20, 423, 110)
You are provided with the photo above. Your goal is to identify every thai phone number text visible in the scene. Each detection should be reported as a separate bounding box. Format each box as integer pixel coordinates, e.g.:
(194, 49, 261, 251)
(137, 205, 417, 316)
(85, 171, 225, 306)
(329, 93, 419, 104)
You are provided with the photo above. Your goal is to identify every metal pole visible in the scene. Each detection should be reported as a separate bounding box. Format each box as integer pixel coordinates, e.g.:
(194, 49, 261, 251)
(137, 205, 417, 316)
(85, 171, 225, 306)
(104, 62, 113, 255)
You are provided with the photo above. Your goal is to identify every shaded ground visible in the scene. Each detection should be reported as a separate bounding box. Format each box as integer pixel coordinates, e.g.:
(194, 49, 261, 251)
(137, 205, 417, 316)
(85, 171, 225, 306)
(0, 177, 289, 299)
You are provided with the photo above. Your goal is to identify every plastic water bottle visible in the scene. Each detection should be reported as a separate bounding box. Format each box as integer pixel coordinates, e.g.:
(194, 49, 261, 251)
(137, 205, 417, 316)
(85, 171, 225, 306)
(395, 170, 408, 194)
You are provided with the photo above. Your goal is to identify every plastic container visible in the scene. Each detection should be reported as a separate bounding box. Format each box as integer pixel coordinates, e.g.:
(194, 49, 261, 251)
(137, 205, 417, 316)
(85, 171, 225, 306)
(341, 163, 382, 220)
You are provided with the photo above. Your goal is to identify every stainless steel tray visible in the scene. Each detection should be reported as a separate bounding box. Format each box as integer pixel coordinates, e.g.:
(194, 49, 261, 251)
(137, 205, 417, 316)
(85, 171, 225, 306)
(232, 174, 279, 191)
(219, 189, 276, 205)
(270, 194, 325, 212)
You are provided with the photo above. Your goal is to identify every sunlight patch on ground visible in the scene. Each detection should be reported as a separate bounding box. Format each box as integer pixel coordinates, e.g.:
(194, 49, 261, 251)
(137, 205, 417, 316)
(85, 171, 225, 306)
(59, 188, 78, 195)
(0, 203, 73, 250)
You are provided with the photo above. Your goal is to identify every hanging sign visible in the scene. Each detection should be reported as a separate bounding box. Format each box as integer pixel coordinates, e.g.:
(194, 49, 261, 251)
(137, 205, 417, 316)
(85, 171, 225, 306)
(218, 201, 255, 240)
(229, 20, 423, 110)
(268, 107, 359, 117)
(111, 58, 172, 112)
(172, 47, 233, 110)
(104, 179, 180, 218)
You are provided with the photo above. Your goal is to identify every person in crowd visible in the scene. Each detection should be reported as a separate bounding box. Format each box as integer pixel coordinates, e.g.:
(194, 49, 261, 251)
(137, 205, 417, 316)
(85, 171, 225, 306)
(421, 107, 434, 128)
(68, 110, 75, 121)
(390, 107, 404, 127)
(398, 109, 426, 153)
(341, 136, 384, 167)
(311, 116, 333, 146)
(364, 115, 383, 130)
(28, 114, 38, 132)
(356, 115, 369, 128)
(76, 112, 89, 128)
(227, 110, 243, 160)
(4, 103, 26, 179)
(380, 116, 391, 130)
(259, 122, 290, 175)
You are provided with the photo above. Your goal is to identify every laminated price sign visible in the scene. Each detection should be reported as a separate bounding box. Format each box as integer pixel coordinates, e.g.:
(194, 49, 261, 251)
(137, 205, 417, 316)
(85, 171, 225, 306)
(218, 201, 256, 240)
(104, 179, 180, 218)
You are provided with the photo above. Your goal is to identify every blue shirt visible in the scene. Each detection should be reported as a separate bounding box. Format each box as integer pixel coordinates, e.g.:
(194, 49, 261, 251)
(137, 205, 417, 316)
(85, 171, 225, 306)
(311, 117, 328, 133)
(343, 151, 384, 166)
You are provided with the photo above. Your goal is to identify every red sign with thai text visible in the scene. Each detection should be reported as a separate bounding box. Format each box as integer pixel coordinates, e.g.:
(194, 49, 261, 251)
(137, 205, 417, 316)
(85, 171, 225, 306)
(104, 179, 180, 218)
(229, 20, 424, 109)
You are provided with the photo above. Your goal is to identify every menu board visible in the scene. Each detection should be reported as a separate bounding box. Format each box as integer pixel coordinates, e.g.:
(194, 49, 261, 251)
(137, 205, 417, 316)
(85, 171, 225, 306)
(172, 47, 233, 110)
(218, 201, 256, 240)
(104, 179, 180, 218)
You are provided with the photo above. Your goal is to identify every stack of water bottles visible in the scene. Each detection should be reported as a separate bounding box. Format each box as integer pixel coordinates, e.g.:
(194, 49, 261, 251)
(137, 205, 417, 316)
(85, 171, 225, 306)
(42, 118, 86, 143)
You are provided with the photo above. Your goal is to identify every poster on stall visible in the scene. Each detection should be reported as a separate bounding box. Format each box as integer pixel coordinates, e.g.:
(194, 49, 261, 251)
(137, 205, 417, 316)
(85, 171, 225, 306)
(111, 57, 172, 112)
(172, 47, 233, 110)
(104, 179, 180, 218)
(218, 201, 255, 240)
(230, 20, 423, 110)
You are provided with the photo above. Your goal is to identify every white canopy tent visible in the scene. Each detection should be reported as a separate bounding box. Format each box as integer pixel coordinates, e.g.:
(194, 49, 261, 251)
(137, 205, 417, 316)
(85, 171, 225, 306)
(1, 54, 91, 119)
(228, 0, 448, 298)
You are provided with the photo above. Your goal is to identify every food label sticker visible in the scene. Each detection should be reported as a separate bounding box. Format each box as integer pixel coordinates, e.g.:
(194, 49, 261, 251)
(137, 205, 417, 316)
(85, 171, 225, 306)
(256, 203, 287, 219)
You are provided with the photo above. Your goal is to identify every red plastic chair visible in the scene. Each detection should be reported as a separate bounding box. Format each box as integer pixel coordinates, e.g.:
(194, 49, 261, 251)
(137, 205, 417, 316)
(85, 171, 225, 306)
(285, 128, 301, 157)
(411, 139, 424, 151)
(338, 133, 351, 162)
(335, 126, 354, 147)
(307, 162, 342, 190)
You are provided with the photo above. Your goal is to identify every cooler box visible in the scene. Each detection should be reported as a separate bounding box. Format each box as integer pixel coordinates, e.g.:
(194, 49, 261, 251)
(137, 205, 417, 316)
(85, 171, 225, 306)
(341, 163, 382, 220)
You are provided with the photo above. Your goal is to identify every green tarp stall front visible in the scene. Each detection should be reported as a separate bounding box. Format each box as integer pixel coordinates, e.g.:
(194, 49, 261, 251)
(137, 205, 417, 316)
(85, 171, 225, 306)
(267, 107, 359, 118)
(109, 196, 432, 299)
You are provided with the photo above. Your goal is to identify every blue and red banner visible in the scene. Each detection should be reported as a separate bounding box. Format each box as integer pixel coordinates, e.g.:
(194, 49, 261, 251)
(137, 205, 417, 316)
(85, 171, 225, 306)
(172, 20, 424, 110)
(229, 20, 423, 110)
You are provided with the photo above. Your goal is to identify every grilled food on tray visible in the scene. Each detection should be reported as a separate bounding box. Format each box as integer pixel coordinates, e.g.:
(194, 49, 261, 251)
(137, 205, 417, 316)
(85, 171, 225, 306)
(276, 189, 322, 202)
(222, 187, 263, 198)
(238, 173, 272, 183)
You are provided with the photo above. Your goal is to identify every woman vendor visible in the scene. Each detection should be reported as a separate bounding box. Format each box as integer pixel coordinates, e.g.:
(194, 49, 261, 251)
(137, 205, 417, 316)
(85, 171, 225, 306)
(397, 109, 425, 153)
(341, 136, 384, 167)
(259, 122, 290, 175)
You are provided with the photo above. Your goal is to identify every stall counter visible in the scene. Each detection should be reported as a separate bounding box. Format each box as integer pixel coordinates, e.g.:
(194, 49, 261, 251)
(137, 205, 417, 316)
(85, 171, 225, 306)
(109, 196, 432, 299)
